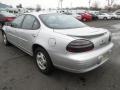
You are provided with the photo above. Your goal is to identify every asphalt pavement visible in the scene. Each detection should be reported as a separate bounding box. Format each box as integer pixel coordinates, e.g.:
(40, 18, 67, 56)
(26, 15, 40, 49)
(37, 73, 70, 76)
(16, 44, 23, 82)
(0, 20, 120, 90)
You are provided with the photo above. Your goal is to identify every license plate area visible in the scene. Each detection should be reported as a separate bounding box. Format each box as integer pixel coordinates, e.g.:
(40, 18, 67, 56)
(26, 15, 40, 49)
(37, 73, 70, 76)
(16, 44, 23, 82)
(97, 50, 111, 64)
(102, 52, 110, 60)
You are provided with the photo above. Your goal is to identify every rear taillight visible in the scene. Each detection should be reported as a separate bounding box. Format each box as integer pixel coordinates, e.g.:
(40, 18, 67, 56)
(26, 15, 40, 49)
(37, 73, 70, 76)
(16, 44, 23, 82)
(66, 39, 94, 53)
(5, 17, 15, 22)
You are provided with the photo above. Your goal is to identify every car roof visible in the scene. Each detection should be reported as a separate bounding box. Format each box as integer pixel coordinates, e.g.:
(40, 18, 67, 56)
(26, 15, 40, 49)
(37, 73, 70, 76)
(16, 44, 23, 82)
(24, 11, 58, 16)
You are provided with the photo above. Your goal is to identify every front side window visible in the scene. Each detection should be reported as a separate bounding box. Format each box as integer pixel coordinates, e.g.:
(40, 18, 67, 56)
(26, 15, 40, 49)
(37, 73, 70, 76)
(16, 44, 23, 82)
(39, 14, 87, 29)
(22, 15, 35, 29)
(12, 15, 25, 28)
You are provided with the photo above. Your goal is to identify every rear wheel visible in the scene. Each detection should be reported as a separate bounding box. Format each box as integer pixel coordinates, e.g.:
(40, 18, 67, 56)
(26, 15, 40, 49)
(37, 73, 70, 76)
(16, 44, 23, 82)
(35, 47, 54, 74)
(111, 17, 115, 20)
(103, 17, 107, 20)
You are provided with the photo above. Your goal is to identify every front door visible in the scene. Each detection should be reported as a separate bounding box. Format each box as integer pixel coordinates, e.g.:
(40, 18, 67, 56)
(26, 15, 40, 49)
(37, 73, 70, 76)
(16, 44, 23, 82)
(6, 15, 25, 46)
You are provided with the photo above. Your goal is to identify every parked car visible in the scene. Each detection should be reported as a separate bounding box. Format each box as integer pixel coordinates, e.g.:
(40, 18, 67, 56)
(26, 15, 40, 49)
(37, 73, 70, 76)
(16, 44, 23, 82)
(115, 12, 120, 19)
(72, 13, 82, 21)
(0, 11, 16, 29)
(96, 13, 111, 20)
(108, 13, 118, 19)
(78, 12, 92, 21)
(63, 12, 82, 21)
(90, 13, 98, 20)
(2, 12, 113, 74)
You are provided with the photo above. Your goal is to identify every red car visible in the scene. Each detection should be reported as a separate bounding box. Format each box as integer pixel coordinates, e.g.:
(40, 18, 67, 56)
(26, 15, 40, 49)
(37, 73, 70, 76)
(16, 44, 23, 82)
(78, 12, 92, 22)
(0, 12, 16, 29)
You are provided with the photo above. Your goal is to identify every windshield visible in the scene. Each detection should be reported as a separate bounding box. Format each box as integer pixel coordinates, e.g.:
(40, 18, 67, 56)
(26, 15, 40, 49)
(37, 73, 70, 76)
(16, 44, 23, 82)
(39, 14, 87, 29)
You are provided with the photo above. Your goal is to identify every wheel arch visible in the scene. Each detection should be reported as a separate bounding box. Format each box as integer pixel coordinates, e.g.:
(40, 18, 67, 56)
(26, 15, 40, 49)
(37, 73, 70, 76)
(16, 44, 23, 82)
(32, 44, 49, 56)
(1, 29, 4, 35)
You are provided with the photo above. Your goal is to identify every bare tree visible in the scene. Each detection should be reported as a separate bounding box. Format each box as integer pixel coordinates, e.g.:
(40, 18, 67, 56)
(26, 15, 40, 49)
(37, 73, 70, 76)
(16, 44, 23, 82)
(113, 4, 120, 9)
(93, 1, 99, 9)
(106, 0, 115, 11)
(106, 0, 115, 7)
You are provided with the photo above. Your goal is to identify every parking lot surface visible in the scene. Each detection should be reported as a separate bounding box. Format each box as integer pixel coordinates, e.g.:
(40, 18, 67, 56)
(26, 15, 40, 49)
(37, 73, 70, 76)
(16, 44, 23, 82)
(0, 20, 120, 90)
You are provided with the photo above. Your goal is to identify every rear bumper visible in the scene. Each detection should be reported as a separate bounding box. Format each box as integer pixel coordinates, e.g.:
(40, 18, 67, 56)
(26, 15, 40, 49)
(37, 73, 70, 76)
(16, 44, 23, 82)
(86, 17, 92, 21)
(51, 42, 114, 73)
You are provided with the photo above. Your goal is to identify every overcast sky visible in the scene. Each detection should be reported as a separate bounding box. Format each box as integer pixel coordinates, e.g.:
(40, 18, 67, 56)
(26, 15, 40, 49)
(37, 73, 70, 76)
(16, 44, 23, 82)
(0, 0, 120, 9)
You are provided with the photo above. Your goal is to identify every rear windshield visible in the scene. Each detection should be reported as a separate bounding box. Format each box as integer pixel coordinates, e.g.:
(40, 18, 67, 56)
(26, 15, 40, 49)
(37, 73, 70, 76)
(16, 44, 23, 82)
(0, 12, 15, 17)
(39, 14, 87, 29)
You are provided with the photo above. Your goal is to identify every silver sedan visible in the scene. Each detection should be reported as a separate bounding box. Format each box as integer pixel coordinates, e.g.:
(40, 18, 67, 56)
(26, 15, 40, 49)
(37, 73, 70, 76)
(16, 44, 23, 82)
(2, 12, 113, 74)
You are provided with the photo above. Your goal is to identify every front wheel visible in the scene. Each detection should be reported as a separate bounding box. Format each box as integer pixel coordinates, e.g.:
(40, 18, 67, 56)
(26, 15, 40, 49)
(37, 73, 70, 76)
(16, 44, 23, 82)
(3, 33, 9, 46)
(35, 47, 54, 74)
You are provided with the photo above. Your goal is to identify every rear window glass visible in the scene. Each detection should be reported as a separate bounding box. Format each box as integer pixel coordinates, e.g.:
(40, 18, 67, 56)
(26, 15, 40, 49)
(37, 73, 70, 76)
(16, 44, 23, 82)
(39, 14, 87, 29)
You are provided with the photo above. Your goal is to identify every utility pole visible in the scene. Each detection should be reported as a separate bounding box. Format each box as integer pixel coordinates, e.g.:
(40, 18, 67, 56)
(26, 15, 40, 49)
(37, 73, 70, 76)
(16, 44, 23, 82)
(107, 0, 110, 6)
(60, 0, 63, 10)
(89, 0, 91, 9)
(71, 2, 72, 8)
(106, 0, 115, 7)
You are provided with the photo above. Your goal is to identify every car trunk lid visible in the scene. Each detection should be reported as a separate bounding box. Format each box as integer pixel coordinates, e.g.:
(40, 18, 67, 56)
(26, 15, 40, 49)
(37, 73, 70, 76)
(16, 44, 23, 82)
(54, 27, 110, 49)
(54, 27, 107, 37)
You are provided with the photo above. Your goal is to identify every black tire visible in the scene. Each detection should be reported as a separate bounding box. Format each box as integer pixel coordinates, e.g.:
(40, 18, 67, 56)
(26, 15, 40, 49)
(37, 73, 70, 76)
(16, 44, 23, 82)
(34, 47, 54, 74)
(103, 17, 107, 20)
(3, 32, 10, 46)
(111, 17, 115, 20)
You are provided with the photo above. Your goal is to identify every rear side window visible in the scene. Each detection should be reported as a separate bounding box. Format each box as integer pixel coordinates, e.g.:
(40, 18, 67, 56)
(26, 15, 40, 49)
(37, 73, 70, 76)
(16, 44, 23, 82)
(32, 19, 40, 29)
(12, 15, 25, 28)
(22, 15, 35, 29)
(116, 12, 120, 15)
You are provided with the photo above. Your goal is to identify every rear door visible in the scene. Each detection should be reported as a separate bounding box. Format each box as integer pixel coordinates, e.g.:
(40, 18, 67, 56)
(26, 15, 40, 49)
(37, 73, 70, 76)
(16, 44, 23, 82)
(16, 15, 40, 53)
(6, 15, 25, 46)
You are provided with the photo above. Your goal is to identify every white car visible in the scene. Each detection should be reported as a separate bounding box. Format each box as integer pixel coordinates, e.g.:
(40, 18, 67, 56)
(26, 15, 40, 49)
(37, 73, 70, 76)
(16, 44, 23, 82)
(115, 12, 120, 19)
(96, 13, 111, 20)
(2, 12, 113, 74)
(108, 13, 118, 19)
